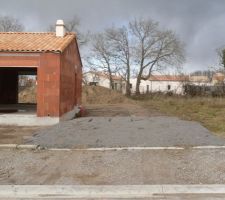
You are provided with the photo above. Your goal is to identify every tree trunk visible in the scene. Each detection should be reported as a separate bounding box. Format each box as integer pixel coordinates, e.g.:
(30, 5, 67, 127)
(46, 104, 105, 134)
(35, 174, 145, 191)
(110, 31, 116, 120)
(126, 80, 131, 96)
(135, 73, 142, 95)
(126, 64, 131, 96)
(109, 74, 114, 90)
(107, 63, 114, 90)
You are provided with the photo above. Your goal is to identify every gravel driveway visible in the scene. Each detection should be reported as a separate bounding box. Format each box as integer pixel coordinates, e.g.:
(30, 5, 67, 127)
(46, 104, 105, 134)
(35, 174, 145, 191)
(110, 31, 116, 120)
(27, 116, 225, 148)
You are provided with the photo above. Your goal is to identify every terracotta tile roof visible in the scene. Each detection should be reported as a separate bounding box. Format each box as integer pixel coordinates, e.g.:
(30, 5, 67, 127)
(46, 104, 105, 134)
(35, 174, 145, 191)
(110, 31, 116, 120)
(149, 75, 189, 81)
(0, 32, 76, 53)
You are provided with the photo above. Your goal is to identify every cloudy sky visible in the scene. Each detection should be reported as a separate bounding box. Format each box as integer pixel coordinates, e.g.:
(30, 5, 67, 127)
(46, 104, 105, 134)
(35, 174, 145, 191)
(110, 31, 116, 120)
(1, 0, 225, 72)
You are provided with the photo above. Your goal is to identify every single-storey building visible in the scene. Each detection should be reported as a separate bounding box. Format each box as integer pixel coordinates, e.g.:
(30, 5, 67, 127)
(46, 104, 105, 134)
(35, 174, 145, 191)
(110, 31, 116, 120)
(130, 75, 189, 94)
(212, 72, 225, 85)
(0, 20, 82, 125)
(189, 75, 212, 86)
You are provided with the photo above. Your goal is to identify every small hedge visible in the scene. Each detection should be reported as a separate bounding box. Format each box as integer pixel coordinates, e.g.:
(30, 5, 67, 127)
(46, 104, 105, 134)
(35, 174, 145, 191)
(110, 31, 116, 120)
(184, 84, 225, 97)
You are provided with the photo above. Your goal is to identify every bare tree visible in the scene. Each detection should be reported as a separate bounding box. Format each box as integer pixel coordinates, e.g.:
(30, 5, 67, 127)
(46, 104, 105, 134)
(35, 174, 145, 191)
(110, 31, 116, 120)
(85, 18, 185, 94)
(87, 33, 118, 89)
(0, 16, 24, 32)
(129, 18, 185, 95)
(217, 48, 225, 72)
(48, 16, 88, 46)
(106, 26, 132, 95)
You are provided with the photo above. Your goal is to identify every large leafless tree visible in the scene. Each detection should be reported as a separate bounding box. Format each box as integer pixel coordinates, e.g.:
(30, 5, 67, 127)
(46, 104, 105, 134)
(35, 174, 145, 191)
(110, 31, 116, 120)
(0, 16, 24, 32)
(129, 18, 185, 94)
(88, 18, 185, 95)
(87, 33, 119, 89)
(105, 26, 132, 95)
(217, 48, 225, 72)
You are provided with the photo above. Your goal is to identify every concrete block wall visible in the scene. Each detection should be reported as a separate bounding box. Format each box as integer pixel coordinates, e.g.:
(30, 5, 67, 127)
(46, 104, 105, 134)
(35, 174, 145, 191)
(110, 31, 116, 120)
(59, 40, 82, 116)
(37, 53, 61, 117)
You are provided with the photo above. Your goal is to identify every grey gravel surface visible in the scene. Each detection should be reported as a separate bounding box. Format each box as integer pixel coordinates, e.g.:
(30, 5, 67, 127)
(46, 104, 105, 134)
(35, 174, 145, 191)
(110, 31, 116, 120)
(27, 116, 225, 148)
(1, 148, 225, 185)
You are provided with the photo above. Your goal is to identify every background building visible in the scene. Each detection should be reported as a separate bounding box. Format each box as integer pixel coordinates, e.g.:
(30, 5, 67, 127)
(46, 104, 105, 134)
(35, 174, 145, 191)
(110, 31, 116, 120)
(83, 71, 125, 92)
(130, 75, 189, 95)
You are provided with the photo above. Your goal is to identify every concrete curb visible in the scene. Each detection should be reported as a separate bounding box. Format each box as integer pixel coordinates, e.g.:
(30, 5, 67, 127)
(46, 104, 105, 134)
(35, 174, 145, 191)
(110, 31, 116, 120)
(16, 144, 40, 150)
(0, 115, 59, 126)
(48, 147, 186, 151)
(0, 144, 18, 148)
(193, 146, 225, 149)
(0, 144, 42, 150)
(1, 144, 225, 151)
(0, 185, 225, 198)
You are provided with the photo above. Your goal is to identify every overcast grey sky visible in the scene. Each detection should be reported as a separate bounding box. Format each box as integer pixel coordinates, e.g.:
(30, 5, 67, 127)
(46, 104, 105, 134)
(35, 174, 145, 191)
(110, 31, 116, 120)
(1, 0, 225, 72)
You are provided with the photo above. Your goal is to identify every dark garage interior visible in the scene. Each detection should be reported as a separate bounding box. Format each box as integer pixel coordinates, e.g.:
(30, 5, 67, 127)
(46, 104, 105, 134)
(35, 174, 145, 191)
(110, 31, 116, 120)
(0, 67, 37, 114)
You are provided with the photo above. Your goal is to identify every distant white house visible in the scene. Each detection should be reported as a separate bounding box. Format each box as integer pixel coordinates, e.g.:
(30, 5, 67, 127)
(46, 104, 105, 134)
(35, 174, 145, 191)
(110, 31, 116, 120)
(84, 71, 225, 95)
(189, 75, 211, 86)
(130, 75, 189, 95)
(83, 71, 125, 92)
(188, 73, 225, 86)
(212, 72, 225, 85)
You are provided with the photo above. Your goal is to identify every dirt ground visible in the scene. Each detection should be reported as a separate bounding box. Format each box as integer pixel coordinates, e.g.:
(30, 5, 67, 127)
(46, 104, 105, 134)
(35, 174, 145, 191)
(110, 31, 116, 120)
(0, 126, 40, 144)
(82, 85, 132, 105)
(1, 148, 225, 185)
(85, 103, 162, 117)
(0, 103, 160, 145)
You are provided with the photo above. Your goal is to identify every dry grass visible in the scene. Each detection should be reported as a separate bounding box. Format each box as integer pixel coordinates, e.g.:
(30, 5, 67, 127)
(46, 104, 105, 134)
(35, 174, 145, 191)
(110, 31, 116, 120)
(136, 95, 225, 137)
(19, 85, 37, 103)
(82, 85, 132, 105)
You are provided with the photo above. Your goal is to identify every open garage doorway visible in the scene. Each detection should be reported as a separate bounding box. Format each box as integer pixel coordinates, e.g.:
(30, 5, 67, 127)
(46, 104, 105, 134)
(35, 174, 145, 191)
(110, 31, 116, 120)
(0, 67, 37, 115)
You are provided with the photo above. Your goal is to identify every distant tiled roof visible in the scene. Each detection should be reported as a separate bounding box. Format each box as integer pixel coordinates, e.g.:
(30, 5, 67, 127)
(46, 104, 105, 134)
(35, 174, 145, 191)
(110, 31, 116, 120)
(149, 75, 189, 82)
(0, 32, 76, 53)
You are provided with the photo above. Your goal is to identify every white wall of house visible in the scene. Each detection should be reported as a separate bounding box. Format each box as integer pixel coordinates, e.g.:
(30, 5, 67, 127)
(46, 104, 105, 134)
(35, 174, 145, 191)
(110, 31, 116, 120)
(189, 82, 213, 86)
(83, 72, 125, 92)
(84, 72, 188, 95)
(98, 77, 111, 88)
(130, 78, 185, 94)
(83, 72, 110, 88)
